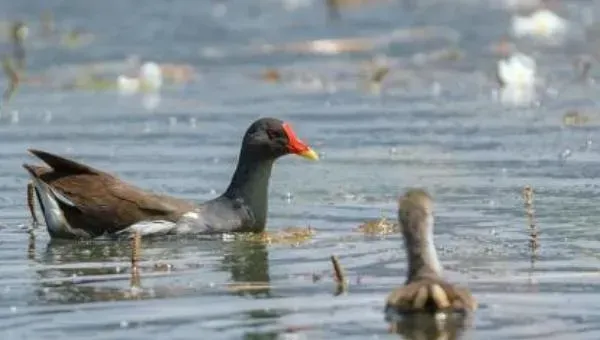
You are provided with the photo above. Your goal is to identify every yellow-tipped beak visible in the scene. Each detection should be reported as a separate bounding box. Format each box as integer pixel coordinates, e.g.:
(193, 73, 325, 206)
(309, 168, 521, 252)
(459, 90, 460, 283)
(298, 148, 319, 161)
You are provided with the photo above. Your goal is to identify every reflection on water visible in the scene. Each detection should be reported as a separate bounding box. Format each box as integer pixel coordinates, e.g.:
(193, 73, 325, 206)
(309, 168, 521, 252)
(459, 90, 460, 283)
(387, 313, 473, 340)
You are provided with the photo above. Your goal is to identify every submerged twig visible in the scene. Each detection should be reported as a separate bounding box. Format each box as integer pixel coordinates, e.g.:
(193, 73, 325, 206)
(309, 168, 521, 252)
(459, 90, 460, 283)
(227, 281, 272, 292)
(27, 228, 35, 260)
(26, 182, 39, 227)
(523, 185, 538, 252)
(10, 22, 27, 70)
(1, 56, 20, 109)
(331, 255, 347, 295)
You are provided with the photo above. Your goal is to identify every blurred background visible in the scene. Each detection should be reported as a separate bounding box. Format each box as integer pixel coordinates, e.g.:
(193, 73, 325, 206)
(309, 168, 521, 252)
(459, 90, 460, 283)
(1, 0, 600, 339)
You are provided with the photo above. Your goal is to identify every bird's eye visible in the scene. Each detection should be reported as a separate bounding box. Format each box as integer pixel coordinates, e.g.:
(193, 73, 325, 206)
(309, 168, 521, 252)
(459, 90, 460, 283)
(266, 129, 282, 140)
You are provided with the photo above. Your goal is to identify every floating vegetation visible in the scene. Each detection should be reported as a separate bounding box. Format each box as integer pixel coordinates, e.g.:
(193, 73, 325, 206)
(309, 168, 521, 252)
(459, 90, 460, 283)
(226, 281, 272, 292)
(356, 217, 399, 235)
(241, 226, 316, 245)
(563, 110, 591, 127)
(159, 63, 195, 84)
(60, 29, 95, 48)
(261, 68, 282, 83)
(10, 21, 27, 70)
(370, 65, 390, 84)
(413, 46, 464, 64)
(67, 73, 116, 91)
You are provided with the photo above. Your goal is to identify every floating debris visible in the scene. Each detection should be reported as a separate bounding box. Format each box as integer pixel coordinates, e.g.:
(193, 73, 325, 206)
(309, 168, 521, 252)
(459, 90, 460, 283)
(356, 217, 399, 235)
(242, 226, 316, 245)
(563, 110, 590, 127)
(60, 29, 95, 48)
(159, 63, 195, 84)
(261, 68, 282, 83)
(227, 281, 272, 292)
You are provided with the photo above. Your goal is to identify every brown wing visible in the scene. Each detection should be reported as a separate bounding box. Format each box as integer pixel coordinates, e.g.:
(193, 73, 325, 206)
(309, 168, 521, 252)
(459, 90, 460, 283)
(385, 277, 477, 314)
(24, 149, 196, 235)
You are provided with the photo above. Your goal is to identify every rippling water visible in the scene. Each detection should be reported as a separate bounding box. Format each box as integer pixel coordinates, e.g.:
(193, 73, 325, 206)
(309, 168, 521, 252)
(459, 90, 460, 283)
(1, 0, 600, 339)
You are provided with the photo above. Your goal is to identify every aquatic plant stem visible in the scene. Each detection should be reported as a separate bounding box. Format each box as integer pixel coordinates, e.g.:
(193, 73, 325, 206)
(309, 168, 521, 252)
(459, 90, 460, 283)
(331, 255, 347, 295)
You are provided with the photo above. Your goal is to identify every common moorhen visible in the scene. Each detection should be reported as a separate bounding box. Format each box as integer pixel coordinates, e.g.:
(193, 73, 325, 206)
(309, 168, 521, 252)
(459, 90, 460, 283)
(23, 117, 319, 239)
(385, 189, 477, 314)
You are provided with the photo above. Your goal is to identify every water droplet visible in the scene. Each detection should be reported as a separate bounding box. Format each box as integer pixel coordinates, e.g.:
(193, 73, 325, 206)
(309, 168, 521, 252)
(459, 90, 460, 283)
(10, 306, 17, 313)
(169, 117, 177, 127)
(189, 117, 197, 128)
(120, 320, 129, 328)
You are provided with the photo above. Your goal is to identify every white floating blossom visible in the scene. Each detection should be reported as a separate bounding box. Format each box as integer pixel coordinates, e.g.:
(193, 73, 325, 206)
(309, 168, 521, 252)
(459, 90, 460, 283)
(512, 9, 568, 40)
(497, 52, 536, 88)
(117, 62, 163, 95)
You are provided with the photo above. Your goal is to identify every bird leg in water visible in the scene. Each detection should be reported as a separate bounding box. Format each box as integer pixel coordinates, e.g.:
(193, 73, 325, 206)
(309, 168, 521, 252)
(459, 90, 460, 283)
(130, 231, 142, 291)
(26, 182, 39, 226)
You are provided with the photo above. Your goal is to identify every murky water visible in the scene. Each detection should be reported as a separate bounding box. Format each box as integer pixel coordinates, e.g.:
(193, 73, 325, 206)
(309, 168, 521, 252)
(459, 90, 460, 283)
(1, 0, 600, 339)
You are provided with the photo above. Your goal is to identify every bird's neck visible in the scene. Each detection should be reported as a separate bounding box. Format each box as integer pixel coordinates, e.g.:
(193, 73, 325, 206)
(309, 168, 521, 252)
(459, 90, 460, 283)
(403, 215, 442, 283)
(223, 153, 274, 231)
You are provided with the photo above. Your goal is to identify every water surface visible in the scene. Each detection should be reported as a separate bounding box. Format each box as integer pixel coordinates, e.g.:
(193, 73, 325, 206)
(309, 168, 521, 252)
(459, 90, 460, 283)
(1, 0, 600, 339)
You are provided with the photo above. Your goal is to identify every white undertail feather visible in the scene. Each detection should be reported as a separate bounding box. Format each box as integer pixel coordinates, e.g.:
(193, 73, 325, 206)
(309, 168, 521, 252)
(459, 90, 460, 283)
(27, 175, 73, 235)
(117, 220, 178, 236)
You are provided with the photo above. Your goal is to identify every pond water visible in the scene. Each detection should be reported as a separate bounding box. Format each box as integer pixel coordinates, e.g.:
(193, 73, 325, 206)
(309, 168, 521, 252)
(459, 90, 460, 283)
(1, 0, 600, 339)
